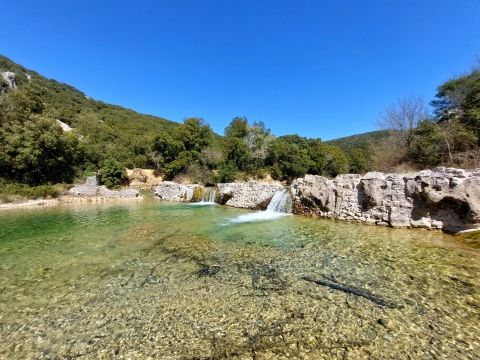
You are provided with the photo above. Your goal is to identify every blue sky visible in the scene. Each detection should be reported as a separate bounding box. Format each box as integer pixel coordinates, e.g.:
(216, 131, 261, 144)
(1, 1, 479, 140)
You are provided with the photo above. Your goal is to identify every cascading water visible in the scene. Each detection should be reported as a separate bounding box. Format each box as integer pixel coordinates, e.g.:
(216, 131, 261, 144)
(228, 189, 292, 223)
(190, 187, 217, 206)
(266, 189, 292, 213)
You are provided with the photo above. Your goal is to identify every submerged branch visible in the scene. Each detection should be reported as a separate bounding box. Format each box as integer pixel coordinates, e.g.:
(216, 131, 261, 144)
(301, 275, 400, 309)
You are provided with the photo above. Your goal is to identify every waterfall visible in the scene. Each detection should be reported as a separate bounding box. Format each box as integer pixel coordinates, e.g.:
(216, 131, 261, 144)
(228, 189, 292, 223)
(190, 187, 216, 206)
(266, 190, 292, 213)
(202, 188, 216, 203)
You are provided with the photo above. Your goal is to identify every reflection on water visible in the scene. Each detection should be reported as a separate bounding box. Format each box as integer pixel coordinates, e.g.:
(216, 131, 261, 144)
(0, 200, 478, 358)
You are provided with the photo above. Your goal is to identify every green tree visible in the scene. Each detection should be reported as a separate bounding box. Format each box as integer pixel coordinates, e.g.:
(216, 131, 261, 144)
(408, 121, 444, 167)
(266, 137, 311, 180)
(0, 88, 82, 185)
(432, 68, 480, 143)
(224, 116, 248, 139)
(178, 117, 212, 153)
(324, 145, 349, 177)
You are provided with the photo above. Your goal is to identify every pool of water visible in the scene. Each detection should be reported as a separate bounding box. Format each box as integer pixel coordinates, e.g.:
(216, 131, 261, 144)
(0, 200, 478, 358)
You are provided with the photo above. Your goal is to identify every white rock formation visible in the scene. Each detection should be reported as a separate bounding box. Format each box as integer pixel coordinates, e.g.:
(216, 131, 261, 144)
(1, 71, 16, 90)
(68, 176, 139, 198)
(217, 181, 284, 209)
(56, 119, 73, 132)
(291, 167, 480, 233)
(154, 182, 201, 202)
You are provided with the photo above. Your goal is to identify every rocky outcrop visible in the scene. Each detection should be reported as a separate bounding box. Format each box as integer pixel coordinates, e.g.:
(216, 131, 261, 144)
(68, 176, 139, 199)
(128, 168, 163, 189)
(154, 182, 201, 202)
(291, 167, 480, 233)
(1, 71, 16, 91)
(217, 181, 284, 209)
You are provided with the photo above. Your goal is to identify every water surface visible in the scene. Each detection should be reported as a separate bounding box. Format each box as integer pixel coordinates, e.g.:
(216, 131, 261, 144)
(0, 200, 478, 359)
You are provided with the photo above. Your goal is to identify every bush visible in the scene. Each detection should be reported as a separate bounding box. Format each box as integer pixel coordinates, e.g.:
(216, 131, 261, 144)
(99, 159, 128, 189)
(0, 179, 66, 202)
(217, 162, 237, 183)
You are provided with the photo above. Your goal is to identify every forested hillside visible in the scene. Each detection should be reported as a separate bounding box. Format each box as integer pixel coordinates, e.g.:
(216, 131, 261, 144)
(1, 54, 479, 197)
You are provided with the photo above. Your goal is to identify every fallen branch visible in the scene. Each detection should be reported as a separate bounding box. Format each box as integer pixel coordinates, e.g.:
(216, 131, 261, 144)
(301, 275, 399, 309)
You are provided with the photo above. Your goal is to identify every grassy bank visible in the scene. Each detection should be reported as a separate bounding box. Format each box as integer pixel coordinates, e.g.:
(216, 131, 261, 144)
(0, 180, 68, 203)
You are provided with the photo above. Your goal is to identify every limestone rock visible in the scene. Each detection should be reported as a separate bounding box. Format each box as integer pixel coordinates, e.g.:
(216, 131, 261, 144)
(1, 71, 16, 91)
(291, 167, 480, 233)
(154, 182, 201, 202)
(217, 181, 284, 209)
(68, 176, 138, 199)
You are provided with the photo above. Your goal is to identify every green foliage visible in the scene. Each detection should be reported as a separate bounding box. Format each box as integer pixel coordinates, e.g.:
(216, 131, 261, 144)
(217, 161, 237, 183)
(432, 69, 480, 141)
(224, 116, 248, 138)
(267, 136, 311, 180)
(347, 143, 372, 173)
(324, 145, 349, 177)
(178, 117, 212, 153)
(0, 179, 65, 202)
(0, 87, 83, 185)
(98, 159, 128, 189)
(408, 121, 443, 167)
(6, 53, 479, 191)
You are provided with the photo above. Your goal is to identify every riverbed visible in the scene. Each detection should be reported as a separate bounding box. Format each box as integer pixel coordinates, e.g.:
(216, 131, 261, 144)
(0, 200, 478, 358)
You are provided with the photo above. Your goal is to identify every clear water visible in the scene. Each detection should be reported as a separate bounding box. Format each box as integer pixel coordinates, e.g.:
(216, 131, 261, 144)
(0, 200, 478, 358)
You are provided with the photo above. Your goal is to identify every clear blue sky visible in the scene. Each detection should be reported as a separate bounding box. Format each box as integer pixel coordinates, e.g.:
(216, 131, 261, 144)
(1, 1, 479, 140)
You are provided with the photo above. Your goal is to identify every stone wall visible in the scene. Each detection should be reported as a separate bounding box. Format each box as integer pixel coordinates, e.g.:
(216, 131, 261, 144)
(291, 167, 480, 233)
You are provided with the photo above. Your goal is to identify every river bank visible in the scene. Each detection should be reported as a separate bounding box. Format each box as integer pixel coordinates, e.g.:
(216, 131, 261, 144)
(2, 167, 479, 235)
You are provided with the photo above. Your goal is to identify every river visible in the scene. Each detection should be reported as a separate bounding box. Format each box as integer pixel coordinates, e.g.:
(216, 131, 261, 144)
(0, 200, 478, 358)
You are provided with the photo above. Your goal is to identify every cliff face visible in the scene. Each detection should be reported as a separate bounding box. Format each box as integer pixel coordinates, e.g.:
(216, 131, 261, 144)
(291, 167, 480, 233)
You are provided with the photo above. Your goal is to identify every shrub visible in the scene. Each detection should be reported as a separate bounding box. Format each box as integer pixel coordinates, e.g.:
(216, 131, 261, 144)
(217, 162, 237, 183)
(99, 159, 128, 189)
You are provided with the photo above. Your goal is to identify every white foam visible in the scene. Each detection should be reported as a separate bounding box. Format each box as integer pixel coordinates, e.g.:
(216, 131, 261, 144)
(188, 201, 216, 206)
(229, 210, 291, 224)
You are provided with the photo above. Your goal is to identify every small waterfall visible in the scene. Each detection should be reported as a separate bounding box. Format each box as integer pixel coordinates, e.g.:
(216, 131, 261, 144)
(190, 187, 217, 206)
(202, 188, 216, 203)
(266, 190, 292, 213)
(228, 189, 292, 223)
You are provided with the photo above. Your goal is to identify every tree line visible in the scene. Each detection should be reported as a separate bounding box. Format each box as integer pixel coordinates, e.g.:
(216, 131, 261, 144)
(0, 55, 479, 190)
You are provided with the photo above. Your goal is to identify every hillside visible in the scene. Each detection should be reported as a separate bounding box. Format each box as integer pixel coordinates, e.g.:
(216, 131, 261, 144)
(0, 55, 185, 168)
(326, 130, 391, 152)
(1, 54, 478, 192)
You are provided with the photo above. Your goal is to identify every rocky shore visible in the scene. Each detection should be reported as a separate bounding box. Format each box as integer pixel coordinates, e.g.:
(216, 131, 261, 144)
(67, 176, 140, 200)
(153, 167, 480, 234)
(291, 167, 480, 233)
(2, 168, 479, 234)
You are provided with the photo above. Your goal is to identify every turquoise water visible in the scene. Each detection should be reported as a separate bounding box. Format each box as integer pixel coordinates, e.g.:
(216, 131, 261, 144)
(0, 200, 478, 358)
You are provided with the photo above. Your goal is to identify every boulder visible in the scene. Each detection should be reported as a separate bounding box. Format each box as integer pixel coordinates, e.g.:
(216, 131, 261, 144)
(154, 182, 201, 202)
(217, 181, 284, 209)
(1, 71, 16, 91)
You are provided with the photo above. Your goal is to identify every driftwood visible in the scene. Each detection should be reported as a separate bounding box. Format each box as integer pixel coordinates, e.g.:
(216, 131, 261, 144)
(301, 275, 399, 309)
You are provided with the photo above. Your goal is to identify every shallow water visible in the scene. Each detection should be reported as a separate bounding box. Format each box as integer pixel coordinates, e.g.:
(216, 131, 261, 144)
(0, 200, 478, 359)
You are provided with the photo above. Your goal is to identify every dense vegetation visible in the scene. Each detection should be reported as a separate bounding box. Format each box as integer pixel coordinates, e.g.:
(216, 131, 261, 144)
(1, 54, 479, 198)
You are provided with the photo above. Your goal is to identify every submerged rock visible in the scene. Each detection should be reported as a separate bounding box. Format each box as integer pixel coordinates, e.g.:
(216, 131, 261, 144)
(291, 167, 480, 233)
